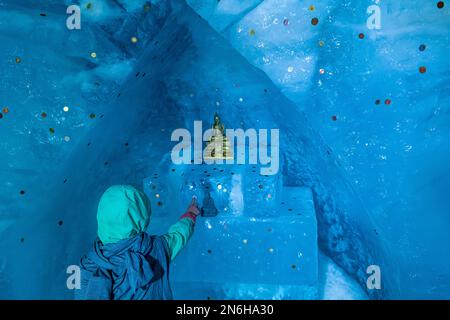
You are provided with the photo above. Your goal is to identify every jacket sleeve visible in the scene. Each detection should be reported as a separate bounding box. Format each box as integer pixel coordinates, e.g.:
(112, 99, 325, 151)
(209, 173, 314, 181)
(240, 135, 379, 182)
(161, 213, 196, 261)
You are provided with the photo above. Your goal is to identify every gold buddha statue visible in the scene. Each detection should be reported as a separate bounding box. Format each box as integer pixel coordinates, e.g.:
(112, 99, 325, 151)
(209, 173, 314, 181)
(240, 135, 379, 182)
(204, 113, 233, 161)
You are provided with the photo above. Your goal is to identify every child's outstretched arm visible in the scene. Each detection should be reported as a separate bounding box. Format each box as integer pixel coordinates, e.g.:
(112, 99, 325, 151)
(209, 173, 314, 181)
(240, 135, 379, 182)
(161, 196, 200, 261)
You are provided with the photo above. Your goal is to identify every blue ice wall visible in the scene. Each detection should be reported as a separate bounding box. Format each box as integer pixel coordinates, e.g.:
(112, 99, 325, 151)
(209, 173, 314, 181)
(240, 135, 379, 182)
(187, 0, 450, 298)
(0, 0, 448, 299)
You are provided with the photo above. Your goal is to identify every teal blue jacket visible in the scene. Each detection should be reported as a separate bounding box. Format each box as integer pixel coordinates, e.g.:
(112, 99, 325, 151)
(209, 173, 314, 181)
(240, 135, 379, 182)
(76, 185, 196, 300)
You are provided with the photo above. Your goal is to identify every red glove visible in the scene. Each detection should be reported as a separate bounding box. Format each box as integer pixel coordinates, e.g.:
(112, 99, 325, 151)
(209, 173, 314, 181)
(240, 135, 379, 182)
(180, 196, 200, 223)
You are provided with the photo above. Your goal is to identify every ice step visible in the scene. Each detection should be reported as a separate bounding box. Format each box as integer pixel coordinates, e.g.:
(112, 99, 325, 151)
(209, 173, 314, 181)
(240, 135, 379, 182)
(170, 186, 318, 299)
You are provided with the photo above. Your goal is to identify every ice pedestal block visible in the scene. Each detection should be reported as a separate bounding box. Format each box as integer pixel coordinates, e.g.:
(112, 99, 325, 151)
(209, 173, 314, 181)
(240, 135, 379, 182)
(142, 160, 318, 299)
(170, 186, 318, 299)
(144, 163, 283, 218)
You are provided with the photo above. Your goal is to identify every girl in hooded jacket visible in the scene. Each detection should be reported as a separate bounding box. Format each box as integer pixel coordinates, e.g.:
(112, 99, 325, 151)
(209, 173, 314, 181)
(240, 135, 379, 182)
(76, 185, 200, 300)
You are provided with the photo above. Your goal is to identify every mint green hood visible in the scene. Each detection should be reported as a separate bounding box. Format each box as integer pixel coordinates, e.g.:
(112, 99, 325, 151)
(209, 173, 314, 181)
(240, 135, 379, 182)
(97, 185, 151, 244)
